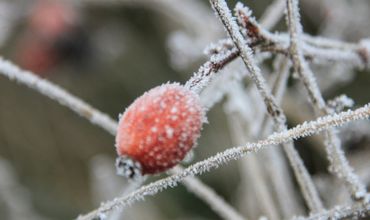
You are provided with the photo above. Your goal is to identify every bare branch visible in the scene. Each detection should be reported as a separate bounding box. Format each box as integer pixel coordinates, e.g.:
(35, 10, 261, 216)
(0, 57, 118, 135)
(293, 202, 370, 220)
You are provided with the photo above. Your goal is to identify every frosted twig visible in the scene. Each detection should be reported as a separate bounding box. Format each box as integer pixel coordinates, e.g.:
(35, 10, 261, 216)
(77, 103, 370, 220)
(209, 0, 323, 212)
(293, 202, 370, 220)
(285, 0, 368, 202)
(0, 57, 118, 135)
(185, 48, 239, 93)
(170, 166, 246, 220)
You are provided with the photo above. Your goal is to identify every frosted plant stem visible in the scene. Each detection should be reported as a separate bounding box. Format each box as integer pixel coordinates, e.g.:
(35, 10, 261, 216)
(293, 202, 370, 220)
(0, 57, 118, 135)
(285, 0, 368, 202)
(77, 103, 370, 220)
(0, 57, 243, 220)
(170, 166, 246, 220)
(209, 0, 323, 212)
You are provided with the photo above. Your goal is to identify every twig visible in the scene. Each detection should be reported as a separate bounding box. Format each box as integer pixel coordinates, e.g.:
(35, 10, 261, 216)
(293, 202, 370, 220)
(209, 0, 323, 212)
(185, 48, 239, 93)
(285, 0, 368, 202)
(77, 103, 370, 220)
(0, 57, 118, 135)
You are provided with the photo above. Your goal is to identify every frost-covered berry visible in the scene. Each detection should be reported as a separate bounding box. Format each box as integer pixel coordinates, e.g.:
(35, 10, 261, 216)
(115, 83, 204, 178)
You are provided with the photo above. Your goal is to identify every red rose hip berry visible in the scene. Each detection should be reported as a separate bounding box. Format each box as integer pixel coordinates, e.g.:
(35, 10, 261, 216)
(115, 83, 204, 179)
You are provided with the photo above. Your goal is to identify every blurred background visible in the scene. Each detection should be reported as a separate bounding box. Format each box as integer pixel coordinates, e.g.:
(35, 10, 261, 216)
(0, 0, 369, 219)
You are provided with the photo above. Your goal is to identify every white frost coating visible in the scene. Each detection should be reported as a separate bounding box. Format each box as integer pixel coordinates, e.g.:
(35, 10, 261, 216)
(170, 107, 178, 113)
(200, 60, 246, 110)
(185, 61, 213, 94)
(302, 44, 363, 68)
(165, 126, 174, 139)
(77, 102, 370, 220)
(293, 201, 370, 220)
(327, 95, 354, 113)
(0, 57, 118, 135)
